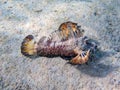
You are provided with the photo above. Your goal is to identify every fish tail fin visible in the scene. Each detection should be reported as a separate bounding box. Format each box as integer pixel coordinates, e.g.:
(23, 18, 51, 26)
(21, 35, 37, 56)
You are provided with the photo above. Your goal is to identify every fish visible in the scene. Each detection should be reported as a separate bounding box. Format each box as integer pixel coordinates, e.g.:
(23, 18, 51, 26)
(21, 21, 97, 64)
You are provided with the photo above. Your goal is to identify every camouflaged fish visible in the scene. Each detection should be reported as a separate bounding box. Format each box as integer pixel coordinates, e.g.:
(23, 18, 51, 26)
(21, 21, 97, 64)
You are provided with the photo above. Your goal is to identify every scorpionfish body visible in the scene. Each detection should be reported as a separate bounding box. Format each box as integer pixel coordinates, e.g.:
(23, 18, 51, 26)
(21, 21, 97, 64)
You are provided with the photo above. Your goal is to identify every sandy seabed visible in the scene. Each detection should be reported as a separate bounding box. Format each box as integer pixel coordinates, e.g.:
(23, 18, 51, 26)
(0, 0, 120, 90)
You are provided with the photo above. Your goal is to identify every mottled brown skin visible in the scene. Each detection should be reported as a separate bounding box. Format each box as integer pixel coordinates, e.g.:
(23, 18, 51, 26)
(21, 21, 96, 64)
(36, 36, 77, 57)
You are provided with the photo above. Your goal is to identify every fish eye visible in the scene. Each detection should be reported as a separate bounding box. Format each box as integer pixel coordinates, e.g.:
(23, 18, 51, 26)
(81, 29, 84, 32)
